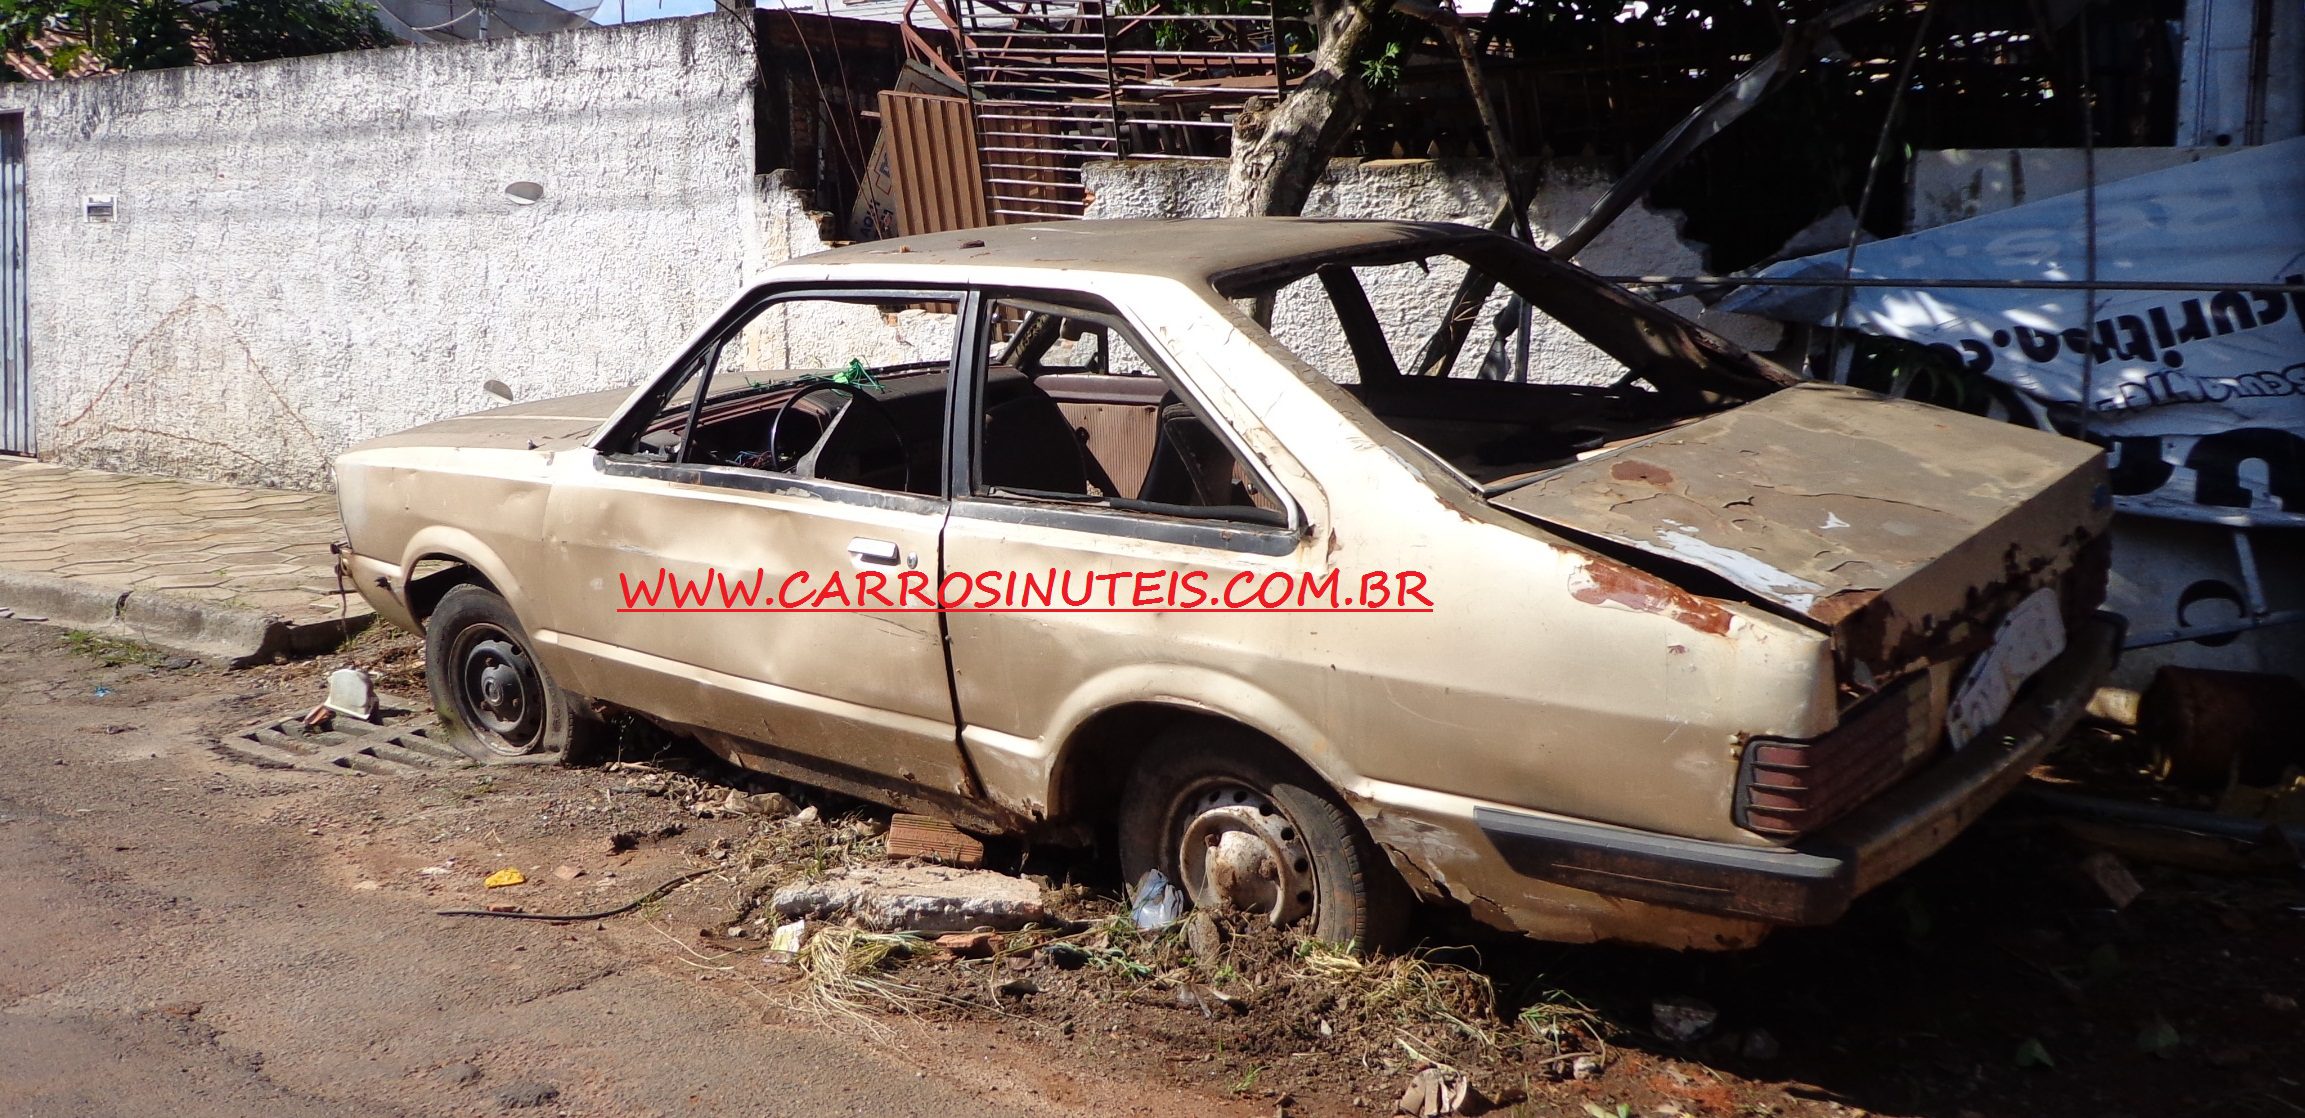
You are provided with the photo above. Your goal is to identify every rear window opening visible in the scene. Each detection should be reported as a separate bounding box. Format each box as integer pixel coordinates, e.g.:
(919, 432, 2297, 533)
(1229, 240, 1794, 494)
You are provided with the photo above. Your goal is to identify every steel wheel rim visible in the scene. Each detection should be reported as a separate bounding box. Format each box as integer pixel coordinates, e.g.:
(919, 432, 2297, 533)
(1170, 778, 1318, 928)
(453, 624, 544, 755)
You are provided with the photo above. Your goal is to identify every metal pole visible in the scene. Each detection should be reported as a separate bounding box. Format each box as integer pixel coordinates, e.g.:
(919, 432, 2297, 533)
(1822, 1, 1937, 382)
(1594, 275, 2305, 293)
(2077, 2, 2099, 440)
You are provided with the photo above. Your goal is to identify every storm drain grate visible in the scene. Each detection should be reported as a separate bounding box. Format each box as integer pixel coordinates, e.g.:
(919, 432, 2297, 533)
(212, 716, 466, 775)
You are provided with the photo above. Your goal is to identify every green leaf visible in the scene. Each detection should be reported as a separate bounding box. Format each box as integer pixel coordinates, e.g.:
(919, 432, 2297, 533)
(2014, 1037, 2054, 1069)
(2137, 1016, 2181, 1057)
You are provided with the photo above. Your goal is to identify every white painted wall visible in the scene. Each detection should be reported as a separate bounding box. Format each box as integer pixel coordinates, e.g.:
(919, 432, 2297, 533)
(1, 16, 766, 489)
(1082, 157, 1777, 387)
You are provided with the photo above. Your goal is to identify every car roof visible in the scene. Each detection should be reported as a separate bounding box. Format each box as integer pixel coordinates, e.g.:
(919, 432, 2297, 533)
(798, 218, 1491, 291)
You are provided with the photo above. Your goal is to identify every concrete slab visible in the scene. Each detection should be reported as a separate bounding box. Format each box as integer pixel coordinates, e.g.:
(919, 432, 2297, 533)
(771, 865, 1051, 933)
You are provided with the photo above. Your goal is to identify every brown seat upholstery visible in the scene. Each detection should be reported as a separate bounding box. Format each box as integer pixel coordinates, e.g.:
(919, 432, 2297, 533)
(1138, 399, 1242, 507)
(981, 382, 1092, 495)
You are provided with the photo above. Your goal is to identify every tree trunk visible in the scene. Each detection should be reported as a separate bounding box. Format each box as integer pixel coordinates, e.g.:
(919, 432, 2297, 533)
(1220, 0, 1389, 218)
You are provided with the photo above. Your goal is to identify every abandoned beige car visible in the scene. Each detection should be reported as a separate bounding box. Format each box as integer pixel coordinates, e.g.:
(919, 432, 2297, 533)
(334, 219, 2117, 950)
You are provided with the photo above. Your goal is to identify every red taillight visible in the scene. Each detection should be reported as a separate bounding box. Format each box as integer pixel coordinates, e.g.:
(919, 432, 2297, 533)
(1737, 673, 1936, 839)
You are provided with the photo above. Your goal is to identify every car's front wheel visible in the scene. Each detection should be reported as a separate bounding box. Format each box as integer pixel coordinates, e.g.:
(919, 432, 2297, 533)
(425, 583, 597, 761)
(1117, 725, 1410, 950)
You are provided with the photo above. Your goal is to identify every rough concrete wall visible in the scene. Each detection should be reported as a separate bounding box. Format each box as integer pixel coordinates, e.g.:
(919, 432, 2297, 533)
(1082, 157, 1775, 386)
(1, 16, 762, 489)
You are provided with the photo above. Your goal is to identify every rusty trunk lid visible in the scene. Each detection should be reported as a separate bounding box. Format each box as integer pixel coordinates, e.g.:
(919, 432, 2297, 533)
(1490, 382, 2111, 691)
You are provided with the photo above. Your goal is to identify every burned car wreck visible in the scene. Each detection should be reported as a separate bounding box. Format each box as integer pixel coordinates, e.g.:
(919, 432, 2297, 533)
(334, 219, 2116, 950)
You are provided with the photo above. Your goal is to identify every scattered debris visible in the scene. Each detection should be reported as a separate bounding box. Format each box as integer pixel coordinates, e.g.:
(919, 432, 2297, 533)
(91, 685, 111, 698)
(418, 864, 454, 877)
(552, 865, 584, 881)
(2079, 851, 2144, 909)
(1168, 978, 1247, 1018)
(886, 813, 986, 867)
(769, 918, 808, 958)
(1182, 909, 1223, 962)
(934, 931, 999, 958)
(1128, 868, 1186, 931)
(300, 704, 333, 733)
(606, 824, 684, 855)
(771, 864, 1050, 933)
(437, 1063, 481, 1087)
(484, 868, 527, 888)
(727, 789, 797, 818)
(1651, 996, 1718, 1043)
(322, 667, 378, 722)
(1394, 1065, 1470, 1117)
(1569, 1054, 1602, 1080)
(485, 903, 523, 914)
(997, 976, 1040, 999)
(437, 868, 719, 922)
(2085, 686, 2141, 727)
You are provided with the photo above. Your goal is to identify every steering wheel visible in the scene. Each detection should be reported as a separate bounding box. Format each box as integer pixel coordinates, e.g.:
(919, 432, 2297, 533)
(763, 381, 911, 492)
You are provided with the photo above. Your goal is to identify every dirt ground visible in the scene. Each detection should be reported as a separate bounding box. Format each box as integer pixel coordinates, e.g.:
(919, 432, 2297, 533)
(3, 618, 2299, 1118)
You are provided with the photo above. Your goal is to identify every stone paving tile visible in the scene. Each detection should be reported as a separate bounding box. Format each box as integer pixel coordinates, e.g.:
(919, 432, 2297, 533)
(0, 458, 359, 624)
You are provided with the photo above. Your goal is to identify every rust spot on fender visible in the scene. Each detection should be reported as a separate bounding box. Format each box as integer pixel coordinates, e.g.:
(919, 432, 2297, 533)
(1609, 459, 1675, 486)
(1570, 558, 1732, 636)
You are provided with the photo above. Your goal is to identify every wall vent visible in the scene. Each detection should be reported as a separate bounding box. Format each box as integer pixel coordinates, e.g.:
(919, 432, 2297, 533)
(83, 195, 116, 222)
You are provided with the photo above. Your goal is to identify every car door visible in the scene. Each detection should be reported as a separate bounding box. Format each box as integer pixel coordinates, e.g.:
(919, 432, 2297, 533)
(939, 291, 1325, 787)
(533, 286, 978, 799)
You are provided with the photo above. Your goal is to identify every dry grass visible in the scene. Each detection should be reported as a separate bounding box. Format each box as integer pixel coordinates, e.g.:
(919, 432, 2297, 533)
(789, 926, 946, 1030)
(1291, 939, 1502, 1053)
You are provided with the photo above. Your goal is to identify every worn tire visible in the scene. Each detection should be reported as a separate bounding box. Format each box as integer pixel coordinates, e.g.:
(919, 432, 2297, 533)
(424, 583, 602, 763)
(1117, 725, 1410, 951)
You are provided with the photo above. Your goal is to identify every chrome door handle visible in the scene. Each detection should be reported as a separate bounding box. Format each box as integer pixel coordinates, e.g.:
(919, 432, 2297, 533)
(847, 537, 901, 565)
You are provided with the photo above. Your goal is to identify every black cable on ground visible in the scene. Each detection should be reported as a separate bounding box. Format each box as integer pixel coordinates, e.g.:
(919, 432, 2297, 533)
(433, 867, 721, 922)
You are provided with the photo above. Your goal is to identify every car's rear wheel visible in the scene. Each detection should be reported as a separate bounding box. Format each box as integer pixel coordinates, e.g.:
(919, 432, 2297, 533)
(1117, 725, 1410, 950)
(425, 583, 596, 761)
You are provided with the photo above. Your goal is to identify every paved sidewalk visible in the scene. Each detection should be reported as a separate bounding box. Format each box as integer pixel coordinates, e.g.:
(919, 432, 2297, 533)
(0, 457, 367, 661)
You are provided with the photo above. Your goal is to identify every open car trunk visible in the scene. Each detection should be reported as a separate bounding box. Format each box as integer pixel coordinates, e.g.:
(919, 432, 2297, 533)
(1490, 382, 2112, 703)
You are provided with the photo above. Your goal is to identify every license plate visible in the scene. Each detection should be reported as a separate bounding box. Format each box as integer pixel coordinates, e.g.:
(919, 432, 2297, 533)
(1946, 587, 2066, 749)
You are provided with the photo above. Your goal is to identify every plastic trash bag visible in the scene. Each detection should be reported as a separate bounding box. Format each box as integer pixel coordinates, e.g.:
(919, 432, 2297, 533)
(1129, 868, 1186, 931)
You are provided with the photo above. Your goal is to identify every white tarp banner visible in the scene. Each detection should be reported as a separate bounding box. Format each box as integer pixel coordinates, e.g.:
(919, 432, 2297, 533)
(1721, 137, 2305, 527)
